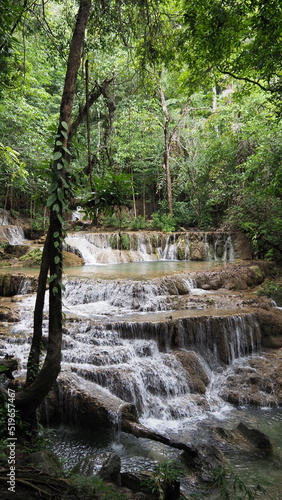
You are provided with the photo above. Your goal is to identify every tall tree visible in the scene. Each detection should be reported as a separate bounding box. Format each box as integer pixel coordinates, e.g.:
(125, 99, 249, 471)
(12, 0, 92, 424)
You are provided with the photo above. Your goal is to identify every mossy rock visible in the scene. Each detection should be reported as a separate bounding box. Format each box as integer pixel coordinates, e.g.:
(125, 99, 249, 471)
(250, 265, 265, 281)
(19, 247, 42, 266)
(109, 234, 119, 249)
(24, 450, 63, 478)
(121, 234, 130, 250)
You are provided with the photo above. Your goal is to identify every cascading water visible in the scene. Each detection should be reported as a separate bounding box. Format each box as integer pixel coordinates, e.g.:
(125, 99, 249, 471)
(5, 272, 265, 437)
(64, 231, 236, 264)
(0, 208, 25, 244)
(0, 225, 25, 245)
(2, 236, 280, 497)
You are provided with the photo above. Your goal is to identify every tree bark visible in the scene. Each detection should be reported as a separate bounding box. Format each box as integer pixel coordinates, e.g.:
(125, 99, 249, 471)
(15, 0, 92, 419)
(158, 86, 173, 215)
(25, 227, 51, 385)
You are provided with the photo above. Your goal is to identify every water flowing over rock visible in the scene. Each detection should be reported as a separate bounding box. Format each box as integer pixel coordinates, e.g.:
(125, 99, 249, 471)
(64, 231, 238, 264)
(6, 273, 281, 438)
(0, 209, 25, 245)
(0, 273, 37, 296)
(1, 233, 281, 480)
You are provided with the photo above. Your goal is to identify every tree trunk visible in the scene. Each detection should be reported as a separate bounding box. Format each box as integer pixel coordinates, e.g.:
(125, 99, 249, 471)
(14, 0, 92, 421)
(158, 86, 173, 215)
(25, 227, 51, 385)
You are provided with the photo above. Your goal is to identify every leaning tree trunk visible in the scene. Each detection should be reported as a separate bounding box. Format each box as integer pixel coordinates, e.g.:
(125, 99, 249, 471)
(14, 0, 92, 420)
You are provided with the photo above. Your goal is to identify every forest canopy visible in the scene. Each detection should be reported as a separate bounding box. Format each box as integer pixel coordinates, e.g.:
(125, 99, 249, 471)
(0, 0, 281, 261)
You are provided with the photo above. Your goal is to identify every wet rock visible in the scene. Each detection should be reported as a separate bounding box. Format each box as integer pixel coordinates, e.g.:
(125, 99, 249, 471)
(0, 304, 20, 322)
(174, 350, 209, 393)
(44, 371, 138, 428)
(189, 241, 206, 261)
(255, 308, 282, 348)
(219, 348, 282, 406)
(237, 423, 273, 454)
(232, 232, 253, 259)
(72, 452, 121, 484)
(0, 273, 37, 296)
(191, 262, 273, 291)
(121, 471, 154, 497)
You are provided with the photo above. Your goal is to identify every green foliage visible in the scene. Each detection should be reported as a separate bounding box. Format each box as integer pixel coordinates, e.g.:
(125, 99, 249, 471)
(142, 459, 185, 500)
(102, 212, 130, 229)
(257, 279, 282, 306)
(81, 173, 133, 223)
(129, 215, 147, 230)
(69, 474, 128, 500)
(182, 0, 282, 111)
(173, 202, 197, 228)
(31, 213, 47, 232)
(209, 466, 268, 500)
(121, 233, 130, 250)
(19, 248, 43, 266)
(151, 212, 176, 232)
(225, 195, 282, 260)
(0, 438, 8, 466)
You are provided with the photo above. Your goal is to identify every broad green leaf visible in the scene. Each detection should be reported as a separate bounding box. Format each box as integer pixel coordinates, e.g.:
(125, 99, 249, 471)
(61, 121, 68, 130)
(53, 151, 62, 161)
(49, 181, 58, 193)
(47, 193, 57, 207)
(57, 187, 64, 202)
(62, 146, 71, 155)
(62, 158, 69, 168)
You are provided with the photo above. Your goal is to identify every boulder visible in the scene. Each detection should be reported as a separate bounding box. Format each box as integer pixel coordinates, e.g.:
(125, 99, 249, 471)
(63, 250, 85, 266)
(72, 452, 121, 484)
(189, 241, 206, 261)
(0, 273, 38, 296)
(255, 308, 282, 348)
(24, 450, 62, 478)
(174, 350, 209, 393)
(5, 244, 29, 258)
(237, 423, 273, 454)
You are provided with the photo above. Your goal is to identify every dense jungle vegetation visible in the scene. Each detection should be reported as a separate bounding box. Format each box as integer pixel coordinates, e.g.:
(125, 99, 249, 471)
(1, 0, 282, 261)
(0, 7, 282, 499)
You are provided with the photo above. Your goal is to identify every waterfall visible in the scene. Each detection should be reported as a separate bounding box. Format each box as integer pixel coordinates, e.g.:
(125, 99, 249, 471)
(62, 275, 198, 315)
(0, 225, 25, 245)
(64, 231, 235, 264)
(6, 272, 266, 434)
(0, 209, 25, 244)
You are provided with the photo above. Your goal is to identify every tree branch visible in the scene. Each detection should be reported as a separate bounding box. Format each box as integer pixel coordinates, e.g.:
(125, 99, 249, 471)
(217, 67, 270, 92)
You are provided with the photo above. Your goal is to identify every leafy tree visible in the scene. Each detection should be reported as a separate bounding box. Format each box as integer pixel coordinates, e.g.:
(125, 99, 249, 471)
(0, 142, 28, 212)
(2, 0, 93, 431)
(181, 0, 282, 111)
(81, 172, 133, 225)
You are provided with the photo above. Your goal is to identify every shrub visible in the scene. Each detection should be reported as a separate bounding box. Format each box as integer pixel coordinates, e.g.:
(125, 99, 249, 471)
(150, 212, 176, 232)
(129, 215, 147, 230)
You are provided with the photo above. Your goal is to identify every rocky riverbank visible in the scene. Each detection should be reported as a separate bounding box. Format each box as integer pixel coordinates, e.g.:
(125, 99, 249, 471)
(1, 214, 282, 498)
